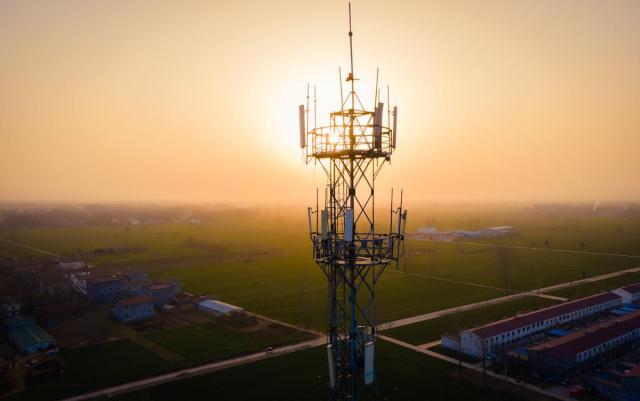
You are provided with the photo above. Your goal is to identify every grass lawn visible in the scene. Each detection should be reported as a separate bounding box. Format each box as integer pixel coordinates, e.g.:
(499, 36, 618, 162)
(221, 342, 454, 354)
(383, 296, 559, 345)
(113, 340, 526, 401)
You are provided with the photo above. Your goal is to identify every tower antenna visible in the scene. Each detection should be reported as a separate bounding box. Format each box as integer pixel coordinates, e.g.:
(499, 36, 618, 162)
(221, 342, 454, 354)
(297, 4, 406, 401)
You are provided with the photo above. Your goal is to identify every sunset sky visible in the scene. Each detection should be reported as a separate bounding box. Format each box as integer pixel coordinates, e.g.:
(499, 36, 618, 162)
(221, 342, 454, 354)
(1, 0, 639, 205)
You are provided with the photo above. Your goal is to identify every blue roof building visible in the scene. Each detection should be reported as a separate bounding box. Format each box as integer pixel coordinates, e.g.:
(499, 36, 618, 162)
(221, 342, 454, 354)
(113, 296, 155, 322)
(5, 315, 55, 354)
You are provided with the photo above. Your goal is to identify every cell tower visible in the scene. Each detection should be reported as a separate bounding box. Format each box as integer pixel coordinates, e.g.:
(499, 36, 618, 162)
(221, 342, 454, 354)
(298, 4, 407, 401)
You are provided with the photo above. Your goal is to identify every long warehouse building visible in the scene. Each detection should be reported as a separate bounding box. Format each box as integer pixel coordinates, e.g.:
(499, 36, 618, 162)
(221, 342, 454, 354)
(443, 292, 622, 358)
(528, 309, 640, 378)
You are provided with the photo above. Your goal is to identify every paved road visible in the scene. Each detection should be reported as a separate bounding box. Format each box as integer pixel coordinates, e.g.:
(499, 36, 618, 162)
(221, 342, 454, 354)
(380, 265, 640, 331)
(378, 291, 531, 331)
(61, 337, 326, 401)
(0, 237, 62, 258)
(379, 335, 571, 401)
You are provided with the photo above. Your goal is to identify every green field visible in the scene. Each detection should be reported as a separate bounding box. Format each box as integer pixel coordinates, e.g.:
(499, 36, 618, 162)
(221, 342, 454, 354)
(112, 340, 525, 401)
(143, 322, 307, 365)
(383, 296, 559, 345)
(405, 240, 639, 292)
(10, 339, 170, 401)
(4, 209, 640, 331)
(11, 321, 309, 401)
(408, 204, 640, 255)
(4, 207, 640, 400)
(548, 272, 640, 299)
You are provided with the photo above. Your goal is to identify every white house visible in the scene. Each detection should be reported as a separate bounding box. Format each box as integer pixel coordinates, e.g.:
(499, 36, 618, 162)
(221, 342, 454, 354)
(57, 261, 86, 271)
(612, 283, 640, 304)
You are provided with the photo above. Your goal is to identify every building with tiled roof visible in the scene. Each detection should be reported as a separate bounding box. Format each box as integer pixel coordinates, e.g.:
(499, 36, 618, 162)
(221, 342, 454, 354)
(529, 310, 640, 378)
(443, 292, 622, 358)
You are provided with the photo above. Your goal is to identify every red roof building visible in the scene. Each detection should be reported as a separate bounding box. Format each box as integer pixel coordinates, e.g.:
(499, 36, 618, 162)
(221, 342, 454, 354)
(529, 310, 640, 377)
(473, 292, 621, 339)
(451, 292, 622, 358)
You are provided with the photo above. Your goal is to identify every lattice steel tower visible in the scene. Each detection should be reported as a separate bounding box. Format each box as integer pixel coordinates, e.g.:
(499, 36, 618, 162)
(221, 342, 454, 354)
(298, 4, 407, 401)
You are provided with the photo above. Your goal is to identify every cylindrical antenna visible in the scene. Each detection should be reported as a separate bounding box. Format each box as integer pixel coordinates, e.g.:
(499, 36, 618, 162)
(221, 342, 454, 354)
(313, 85, 317, 130)
(387, 85, 391, 130)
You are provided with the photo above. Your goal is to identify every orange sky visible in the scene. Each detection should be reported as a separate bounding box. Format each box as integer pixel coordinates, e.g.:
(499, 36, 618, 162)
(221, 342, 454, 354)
(1, 0, 639, 205)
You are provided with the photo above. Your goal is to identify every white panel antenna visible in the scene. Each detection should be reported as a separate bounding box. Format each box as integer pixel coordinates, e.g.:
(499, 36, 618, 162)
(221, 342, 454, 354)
(299, 104, 306, 148)
(344, 208, 354, 241)
(327, 344, 336, 389)
(373, 102, 384, 149)
(364, 342, 375, 385)
(392, 106, 398, 148)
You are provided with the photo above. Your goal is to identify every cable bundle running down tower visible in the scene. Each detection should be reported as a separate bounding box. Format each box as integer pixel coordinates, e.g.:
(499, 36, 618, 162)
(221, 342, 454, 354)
(298, 4, 407, 401)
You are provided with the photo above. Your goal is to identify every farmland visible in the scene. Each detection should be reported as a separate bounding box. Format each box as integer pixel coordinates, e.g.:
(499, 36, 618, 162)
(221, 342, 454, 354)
(3, 204, 640, 400)
(112, 340, 526, 401)
(9, 321, 309, 401)
(4, 207, 640, 331)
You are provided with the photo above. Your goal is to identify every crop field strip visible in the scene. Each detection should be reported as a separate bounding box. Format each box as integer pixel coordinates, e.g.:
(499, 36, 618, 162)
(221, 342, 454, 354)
(109, 340, 527, 401)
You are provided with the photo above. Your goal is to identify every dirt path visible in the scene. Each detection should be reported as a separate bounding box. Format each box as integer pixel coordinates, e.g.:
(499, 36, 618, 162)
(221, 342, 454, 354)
(107, 322, 184, 363)
(0, 237, 62, 258)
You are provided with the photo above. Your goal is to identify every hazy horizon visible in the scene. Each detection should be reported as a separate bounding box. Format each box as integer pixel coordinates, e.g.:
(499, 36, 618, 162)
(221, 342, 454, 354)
(2, 0, 639, 204)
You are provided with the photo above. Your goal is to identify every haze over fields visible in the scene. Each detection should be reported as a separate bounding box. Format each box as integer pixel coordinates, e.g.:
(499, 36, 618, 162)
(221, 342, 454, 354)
(1, 0, 639, 204)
